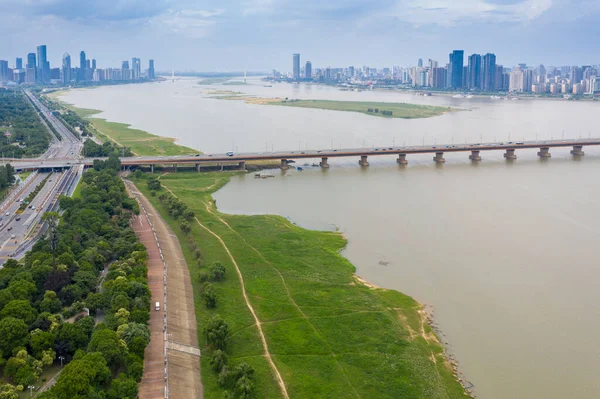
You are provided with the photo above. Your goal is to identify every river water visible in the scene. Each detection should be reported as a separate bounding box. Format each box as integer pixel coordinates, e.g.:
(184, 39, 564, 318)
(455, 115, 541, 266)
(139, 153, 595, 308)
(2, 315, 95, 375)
(61, 78, 600, 399)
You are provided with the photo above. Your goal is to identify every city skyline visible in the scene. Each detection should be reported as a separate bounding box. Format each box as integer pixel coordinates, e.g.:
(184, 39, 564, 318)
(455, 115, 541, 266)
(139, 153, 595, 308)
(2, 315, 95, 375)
(0, 1, 600, 70)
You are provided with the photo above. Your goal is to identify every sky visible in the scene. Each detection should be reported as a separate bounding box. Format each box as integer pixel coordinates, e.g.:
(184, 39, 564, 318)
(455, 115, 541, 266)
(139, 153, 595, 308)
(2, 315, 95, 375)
(1, 0, 599, 72)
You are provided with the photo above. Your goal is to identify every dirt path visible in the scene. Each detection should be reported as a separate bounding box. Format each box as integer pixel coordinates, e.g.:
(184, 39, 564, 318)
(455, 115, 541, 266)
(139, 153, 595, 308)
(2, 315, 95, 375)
(124, 179, 203, 399)
(192, 215, 290, 399)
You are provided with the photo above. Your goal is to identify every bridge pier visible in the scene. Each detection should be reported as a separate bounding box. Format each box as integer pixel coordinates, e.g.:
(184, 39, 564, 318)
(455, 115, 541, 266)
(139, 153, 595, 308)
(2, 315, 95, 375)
(433, 152, 445, 163)
(320, 157, 330, 168)
(537, 147, 551, 158)
(504, 149, 517, 160)
(359, 155, 369, 166)
(469, 150, 481, 161)
(280, 159, 289, 170)
(174, 163, 177, 172)
(195, 164, 200, 172)
(396, 153, 408, 165)
(571, 145, 585, 156)
(150, 164, 154, 173)
(238, 161, 246, 171)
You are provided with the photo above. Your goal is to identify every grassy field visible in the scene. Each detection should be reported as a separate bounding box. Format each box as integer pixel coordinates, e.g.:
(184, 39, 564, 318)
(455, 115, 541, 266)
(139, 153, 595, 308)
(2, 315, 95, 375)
(46, 91, 196, 156)
(130, 172, 467, 399)
(273, 99, 453, 119)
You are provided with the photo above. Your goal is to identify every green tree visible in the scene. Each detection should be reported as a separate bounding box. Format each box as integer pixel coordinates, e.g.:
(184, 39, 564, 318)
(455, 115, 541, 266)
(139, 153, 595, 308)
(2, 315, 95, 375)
(210, 349, 228, 373)
(29, 329, 55, 359)
(202, 284, 217, 309)
(51, 352, 111, 398)
(42, 212, 60, 269)
(54, 323, 87, 359)
(87, 329, 127, 369)
(116, 322, 150, 347)
(0, 383, 19, 399)
(106, 374, 138, 399)
(0, 317, 29, 359)
(40, 290, 62, 314)
(8, 279, 37, 301)
(208, 262, 226, 281)
(147, 177, 161, 191)
(0, 300, 37, 324)
(204, 315, 229, 350)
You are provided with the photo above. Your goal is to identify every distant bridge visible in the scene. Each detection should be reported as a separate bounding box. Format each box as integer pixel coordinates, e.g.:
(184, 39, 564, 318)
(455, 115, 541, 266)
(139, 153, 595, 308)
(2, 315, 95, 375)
(7, 138, 598, 172)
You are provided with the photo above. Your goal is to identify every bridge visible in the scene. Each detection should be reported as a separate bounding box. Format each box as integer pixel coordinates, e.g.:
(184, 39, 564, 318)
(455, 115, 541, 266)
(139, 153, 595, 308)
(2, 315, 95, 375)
(7, 138, 598, 172)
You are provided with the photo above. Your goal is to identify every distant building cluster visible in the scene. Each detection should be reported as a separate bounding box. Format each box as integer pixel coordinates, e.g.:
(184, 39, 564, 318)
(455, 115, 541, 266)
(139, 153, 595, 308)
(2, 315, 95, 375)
(0, 44, 156, 86)
(275, 52, 600, 96)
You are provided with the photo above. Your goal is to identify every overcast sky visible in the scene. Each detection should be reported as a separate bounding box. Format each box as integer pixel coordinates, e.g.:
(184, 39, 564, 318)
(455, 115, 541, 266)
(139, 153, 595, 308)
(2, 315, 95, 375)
(1, 0, 598, 72)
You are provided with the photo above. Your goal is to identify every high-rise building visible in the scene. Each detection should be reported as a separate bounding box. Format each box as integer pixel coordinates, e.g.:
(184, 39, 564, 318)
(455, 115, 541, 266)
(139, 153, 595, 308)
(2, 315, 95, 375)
(292, 53, 300, 81)
(349, 66, 355, 77)
(26, 53, 36, 70)
(305, 61, 312, 80)
(448, 50, 464, 89)
(509, 67, 525, 92)
(37, 45, 49, 83)
(494, 65, 504, 91)
(148, 59, 155, 79)
(467, 54, 481, 90)
(15, 58, 22, 70)
(79, 51, 86, 81)
(418, 58, 423, 68)
(432, 67, 447, 89)
(0, 61, 8, 82)
(62, 53, 71, 84)
(91, 59, 96, 70)
(122, 61, 130, 80)
(481, 53, 496, 91)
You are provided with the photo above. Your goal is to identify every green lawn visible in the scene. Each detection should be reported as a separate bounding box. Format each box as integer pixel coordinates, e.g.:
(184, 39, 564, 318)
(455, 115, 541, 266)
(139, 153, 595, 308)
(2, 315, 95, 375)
(45, 92, 197, 156)
(274, 99, 453, 119)
(130, 172, 467, 399)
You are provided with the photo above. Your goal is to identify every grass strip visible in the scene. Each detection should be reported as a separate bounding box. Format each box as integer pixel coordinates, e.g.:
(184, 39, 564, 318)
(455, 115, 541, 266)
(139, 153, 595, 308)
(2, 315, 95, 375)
(131, 172, 467, 399)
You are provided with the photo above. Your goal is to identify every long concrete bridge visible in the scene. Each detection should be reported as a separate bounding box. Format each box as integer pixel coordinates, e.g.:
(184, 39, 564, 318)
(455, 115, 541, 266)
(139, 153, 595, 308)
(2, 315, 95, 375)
(7, 138, 598, 172)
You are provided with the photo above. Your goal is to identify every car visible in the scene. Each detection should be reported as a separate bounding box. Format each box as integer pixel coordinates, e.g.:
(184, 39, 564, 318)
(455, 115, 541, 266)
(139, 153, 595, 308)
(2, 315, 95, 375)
(226, 151, 234, 156)
(301, 152, 305, 154)
(16, 199, 20, 202)
(10, 234, 15, 239)
(317, 151, 322, 153)
(5, 212, 8, 216)
(388, 148, 393, 150)
(28, 205, 32, 209)
(31, 206, 35, 210)
(208, 154, 213, 157)
(194, 154, 201, 157)
(7, 227, 12, 231)
(15, 217, 20, 221)
(516, 142, 524, 145)
(374, 148, 379, 151)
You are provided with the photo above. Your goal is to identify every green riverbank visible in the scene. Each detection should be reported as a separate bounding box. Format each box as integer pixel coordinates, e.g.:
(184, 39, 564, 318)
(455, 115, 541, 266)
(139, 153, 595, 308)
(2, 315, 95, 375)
(45, 91, 196, 156)
(130, 172, 468, 398)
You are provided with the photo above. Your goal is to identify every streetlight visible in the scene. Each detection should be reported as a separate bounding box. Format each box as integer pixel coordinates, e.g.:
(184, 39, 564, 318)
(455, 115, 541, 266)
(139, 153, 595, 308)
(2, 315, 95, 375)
(59, 355, 65, 367)
(28, 385, 34, 398)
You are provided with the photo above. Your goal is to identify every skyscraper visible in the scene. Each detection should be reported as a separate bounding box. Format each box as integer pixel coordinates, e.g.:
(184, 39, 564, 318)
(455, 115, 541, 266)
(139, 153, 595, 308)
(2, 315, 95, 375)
(26, 53, 36, 70)
(122, 61, 130, 80)
(79, 51, 86, 81)
(0, 61, 8, 82)
(467, 54, 481, 90)
(37, 45, 49, 83)
(481, 53, 496, 91)
(62, 53, 71, 84)
(293, 53, 300, 81)
(448, 50, 464, 89)
(305, 61, 312, 80)
(15, 58, 22, 70)
(91, 59, 96, 70)
(418, 58, 423, 68)
(148, 59, 155, 79)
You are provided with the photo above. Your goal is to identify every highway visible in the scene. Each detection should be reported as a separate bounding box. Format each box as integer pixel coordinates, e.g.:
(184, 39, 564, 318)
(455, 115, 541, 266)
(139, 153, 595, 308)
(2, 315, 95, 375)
(0, 92, 84, 265)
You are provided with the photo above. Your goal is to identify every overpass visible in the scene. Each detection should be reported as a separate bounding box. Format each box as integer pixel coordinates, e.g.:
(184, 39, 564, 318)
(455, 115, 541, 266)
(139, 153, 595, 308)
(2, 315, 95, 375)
(7, 138, 598, 172)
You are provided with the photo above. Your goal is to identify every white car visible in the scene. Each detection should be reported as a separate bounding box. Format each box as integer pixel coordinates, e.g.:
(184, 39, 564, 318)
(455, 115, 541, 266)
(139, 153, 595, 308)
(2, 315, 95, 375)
(5, 212, 9, 216)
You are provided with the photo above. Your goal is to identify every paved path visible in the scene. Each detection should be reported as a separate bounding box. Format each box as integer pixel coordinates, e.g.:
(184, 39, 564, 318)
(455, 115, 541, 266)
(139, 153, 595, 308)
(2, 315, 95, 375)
(125, 179, 203, 399)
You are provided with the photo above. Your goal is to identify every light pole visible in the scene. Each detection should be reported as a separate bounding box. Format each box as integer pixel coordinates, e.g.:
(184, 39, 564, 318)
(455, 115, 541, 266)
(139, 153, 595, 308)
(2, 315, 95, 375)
(59, 355, 65, 367)
(28, 385, 34, 398)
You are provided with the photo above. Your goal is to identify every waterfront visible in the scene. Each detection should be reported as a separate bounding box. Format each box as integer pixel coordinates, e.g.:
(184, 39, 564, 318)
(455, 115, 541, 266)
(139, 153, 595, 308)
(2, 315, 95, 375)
(61, 79, 600, 398)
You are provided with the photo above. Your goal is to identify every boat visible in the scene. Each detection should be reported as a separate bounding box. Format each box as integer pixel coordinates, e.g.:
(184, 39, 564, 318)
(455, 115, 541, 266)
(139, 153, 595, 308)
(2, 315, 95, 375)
(297, 167, 304, 171)
(452, 94, 466, 99)
(264, 85, 272, 87)
(311, 163, 319, 167)
(465, 95, 474, 99)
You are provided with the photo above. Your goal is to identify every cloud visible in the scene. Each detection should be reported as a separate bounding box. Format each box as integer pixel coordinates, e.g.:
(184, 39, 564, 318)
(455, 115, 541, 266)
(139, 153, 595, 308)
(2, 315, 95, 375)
(149, 8, 225, 38)
(394, 0, 553, 26)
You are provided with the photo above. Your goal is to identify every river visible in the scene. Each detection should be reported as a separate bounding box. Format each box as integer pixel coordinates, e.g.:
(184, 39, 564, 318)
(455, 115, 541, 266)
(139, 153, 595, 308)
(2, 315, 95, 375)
(60, 78, 600, 399)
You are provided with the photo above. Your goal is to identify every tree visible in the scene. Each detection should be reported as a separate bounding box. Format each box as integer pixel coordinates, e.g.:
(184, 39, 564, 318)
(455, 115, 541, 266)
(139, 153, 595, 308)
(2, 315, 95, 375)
(202, 284, 217, 309)
(147, 177, 161, 191)
(87, 329, 127, 369)
(204, 315, 229, 350)
(106, 374, 138, 399)
(40, 290, 62, 314)
(29, 329, 55, 359)
(42, 212, 60, 269)
(210, 349, 228, 373)
(235, 375, 255, 399)
(8, 279, 37, 301)
(116, 322, 150, 347)
(51, 352, 111, 398)
(208, 262, 226, 281)
(0, 383, 19, 399)
(179, 220, 191, 233)
(0, 300, 37, 324)
(0, 316, 27, 358)
(54, 323, 87, 359)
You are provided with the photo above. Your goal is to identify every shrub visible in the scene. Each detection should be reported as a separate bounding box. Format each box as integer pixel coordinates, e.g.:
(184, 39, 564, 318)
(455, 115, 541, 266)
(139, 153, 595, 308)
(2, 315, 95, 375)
(208, 263, 226, 282)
